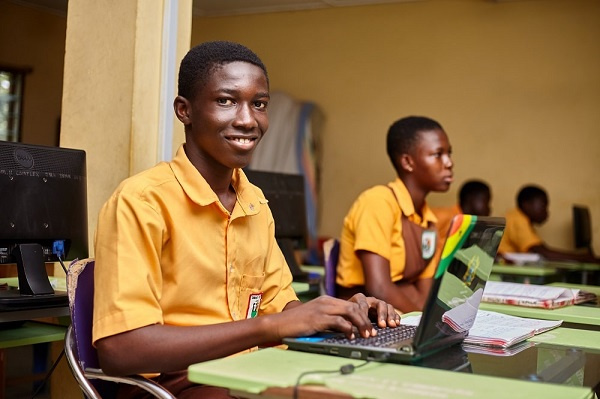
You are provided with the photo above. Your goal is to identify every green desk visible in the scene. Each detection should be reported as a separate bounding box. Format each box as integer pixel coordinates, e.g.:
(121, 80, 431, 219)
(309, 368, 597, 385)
(491, 264, 561, 284)
(292, 265, 324, 302)
(529, 327, 600, 351)
(479, 302, 600, 331)
(188, 347, 594, 399)
(541, 262, 600, 285)
(0, 321, 66, 349)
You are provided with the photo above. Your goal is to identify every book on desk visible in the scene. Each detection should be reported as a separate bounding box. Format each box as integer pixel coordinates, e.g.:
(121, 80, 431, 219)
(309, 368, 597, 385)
(403, 309, 562, 349)
(482, 281, 597, 309)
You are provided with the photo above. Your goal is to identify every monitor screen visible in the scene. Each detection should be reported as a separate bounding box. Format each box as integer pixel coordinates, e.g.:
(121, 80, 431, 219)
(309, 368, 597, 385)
(0, 141, 88, 306)
(243, 169, 310, 280)
(244, 169, 308, 244)
(572, 205, 591, 250)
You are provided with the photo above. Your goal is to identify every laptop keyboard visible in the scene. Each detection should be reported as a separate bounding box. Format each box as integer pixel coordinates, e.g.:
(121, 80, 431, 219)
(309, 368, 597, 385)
(321, 324, 417, 347)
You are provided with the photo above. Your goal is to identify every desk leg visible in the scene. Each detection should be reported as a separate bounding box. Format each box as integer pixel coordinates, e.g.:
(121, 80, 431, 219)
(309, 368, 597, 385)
(581, 271, 588, 286)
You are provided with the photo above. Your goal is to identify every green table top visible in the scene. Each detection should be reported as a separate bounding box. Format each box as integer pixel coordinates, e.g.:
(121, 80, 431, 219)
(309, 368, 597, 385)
(300, 264, 325, 276)
(540, 261, 600, 271)
(0, 321, 67, 349)
(479, 302, 600, 328)
(530, 327, 600, 351)
(188, 348, 593, 399)
(491, 264, 559, 276)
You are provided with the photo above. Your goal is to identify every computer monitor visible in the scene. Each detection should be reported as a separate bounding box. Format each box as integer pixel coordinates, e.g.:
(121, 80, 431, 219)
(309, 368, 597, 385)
(0, 141, 88, 308)
(243, 169, 313, 282)
(572, 205, 592, 251)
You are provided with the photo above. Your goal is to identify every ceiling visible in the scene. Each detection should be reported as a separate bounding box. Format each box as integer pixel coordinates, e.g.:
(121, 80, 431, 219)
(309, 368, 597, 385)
(10, 0, 423, 17)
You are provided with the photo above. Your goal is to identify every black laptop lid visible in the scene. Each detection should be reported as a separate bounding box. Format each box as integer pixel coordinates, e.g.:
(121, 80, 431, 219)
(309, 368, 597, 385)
(411, 215, 505, 356)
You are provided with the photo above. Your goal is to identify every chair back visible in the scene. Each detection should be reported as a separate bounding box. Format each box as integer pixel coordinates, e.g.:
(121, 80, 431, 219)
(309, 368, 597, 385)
(66, 258, 118, 398)
(65, 258, 175, 398)
(322, 238, 340, 297)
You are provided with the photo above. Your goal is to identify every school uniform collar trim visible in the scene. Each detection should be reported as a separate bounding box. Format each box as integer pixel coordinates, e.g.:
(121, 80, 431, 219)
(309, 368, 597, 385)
(388, 178, 437, 225)
(169, 145, 264, 216)
(170, 145, 218, 206)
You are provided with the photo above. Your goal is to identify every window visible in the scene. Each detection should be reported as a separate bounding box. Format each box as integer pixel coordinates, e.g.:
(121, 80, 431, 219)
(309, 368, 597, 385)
(0, 68, 28, 142)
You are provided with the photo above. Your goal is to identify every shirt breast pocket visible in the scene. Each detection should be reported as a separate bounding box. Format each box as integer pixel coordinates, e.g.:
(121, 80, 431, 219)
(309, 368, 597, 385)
(237, 272, 266, 319)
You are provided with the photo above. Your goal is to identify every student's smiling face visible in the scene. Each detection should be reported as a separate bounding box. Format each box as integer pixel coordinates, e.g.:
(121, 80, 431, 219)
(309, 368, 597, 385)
(177, 61, 270, 174)
(411, 129, 454, 193)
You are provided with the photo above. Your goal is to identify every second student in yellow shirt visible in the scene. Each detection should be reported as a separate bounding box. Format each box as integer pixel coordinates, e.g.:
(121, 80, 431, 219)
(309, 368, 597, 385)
(336, 116, 453, 313)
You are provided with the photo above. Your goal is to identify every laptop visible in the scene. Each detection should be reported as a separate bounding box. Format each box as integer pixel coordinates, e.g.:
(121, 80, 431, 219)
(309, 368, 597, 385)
(284, 215, 506, 364)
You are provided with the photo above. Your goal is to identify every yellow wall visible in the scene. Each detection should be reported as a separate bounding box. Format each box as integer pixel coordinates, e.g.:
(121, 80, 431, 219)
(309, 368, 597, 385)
(193, 0, 600, 253)
(0, 0, 66, 146)
(2, 0, 599, 254)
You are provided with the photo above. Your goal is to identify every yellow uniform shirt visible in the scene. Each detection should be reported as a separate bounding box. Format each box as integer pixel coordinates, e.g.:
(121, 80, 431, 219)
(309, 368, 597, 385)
(498, 207, 543, 254)
(336, 178, 438, 288)
(93, 145, 298, 346)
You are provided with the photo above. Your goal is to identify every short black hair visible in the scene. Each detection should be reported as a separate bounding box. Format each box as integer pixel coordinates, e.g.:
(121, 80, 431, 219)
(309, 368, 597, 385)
(177, 41, 268, 100)
(517, 185, 547, 208)
(386, 116, 443, 171)
(459, 180, 490, 206)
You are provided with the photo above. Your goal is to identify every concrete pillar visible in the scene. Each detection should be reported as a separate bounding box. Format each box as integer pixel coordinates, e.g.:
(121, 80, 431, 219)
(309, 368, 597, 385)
(60, 0, 191, 258)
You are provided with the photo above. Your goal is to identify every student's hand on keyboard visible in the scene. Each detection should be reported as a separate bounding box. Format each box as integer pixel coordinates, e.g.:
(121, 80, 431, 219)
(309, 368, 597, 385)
(279, 294, 400, 340)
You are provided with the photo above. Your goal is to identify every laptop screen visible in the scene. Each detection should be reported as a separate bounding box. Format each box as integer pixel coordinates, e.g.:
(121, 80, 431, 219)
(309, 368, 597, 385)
(412, 215, 505, 356)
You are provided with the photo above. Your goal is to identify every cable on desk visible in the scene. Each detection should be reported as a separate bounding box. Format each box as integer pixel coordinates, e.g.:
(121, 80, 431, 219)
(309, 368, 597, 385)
(292, 359, 370, 399)
(56, 253, 67, 275)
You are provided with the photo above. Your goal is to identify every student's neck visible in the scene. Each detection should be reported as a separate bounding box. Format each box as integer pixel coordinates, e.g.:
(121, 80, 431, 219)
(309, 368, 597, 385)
(184, 145, 237, 212)
(203, 170, 236, 212)
(402, 179, 427, 215)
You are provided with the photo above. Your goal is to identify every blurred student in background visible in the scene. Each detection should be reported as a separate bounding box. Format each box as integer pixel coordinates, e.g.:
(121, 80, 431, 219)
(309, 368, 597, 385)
(498, 185, 599, 263)
(433, 179, 491, 246)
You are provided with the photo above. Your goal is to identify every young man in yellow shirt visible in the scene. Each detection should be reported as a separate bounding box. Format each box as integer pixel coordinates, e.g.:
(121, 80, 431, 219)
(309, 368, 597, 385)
(93, 41, 399, 398)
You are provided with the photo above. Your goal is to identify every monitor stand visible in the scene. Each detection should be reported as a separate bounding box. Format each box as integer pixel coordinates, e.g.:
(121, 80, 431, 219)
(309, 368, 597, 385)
(0, 243, 68, 309)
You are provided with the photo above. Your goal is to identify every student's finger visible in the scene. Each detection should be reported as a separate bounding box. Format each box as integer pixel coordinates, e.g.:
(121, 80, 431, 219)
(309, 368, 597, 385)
(367, 298, 400, 328)
(342, 301, 376, 338)
(326, 314, 355, 340)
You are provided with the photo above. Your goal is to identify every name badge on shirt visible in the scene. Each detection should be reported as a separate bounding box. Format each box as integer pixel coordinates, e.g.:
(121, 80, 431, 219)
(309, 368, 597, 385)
(246, 293, 262, 319)
(421, 230, 437, 260)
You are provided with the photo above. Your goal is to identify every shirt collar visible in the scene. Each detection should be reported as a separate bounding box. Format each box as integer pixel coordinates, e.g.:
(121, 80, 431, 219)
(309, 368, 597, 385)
(388, 178, 438, 225)
(169, 145, 264, 217)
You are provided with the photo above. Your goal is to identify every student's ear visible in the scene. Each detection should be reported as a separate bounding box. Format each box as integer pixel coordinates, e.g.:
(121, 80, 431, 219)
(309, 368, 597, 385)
(173, 96, 192, 125)
(399, 154, 415, 173)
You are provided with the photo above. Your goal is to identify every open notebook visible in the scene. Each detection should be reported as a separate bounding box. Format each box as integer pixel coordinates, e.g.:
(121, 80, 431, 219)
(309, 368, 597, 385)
(284, 215, 505, 363)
